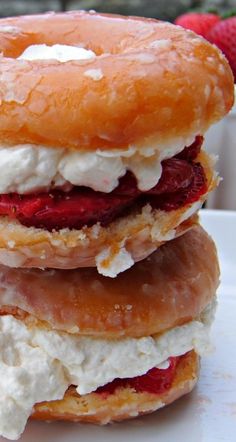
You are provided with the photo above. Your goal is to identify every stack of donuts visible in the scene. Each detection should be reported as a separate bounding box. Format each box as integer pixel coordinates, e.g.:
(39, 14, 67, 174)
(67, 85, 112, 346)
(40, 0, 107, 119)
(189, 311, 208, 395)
(0, 11, 233, 440)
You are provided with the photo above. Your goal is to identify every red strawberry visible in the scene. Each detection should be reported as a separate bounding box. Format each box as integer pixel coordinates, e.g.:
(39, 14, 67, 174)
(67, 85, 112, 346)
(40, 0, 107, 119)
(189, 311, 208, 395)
(150, 162, 207, 211)
(126, 357, 180, 394)
(0, 155, 206, 231)
(96, 357, 180, 395)
(0, 191, 134, 231)
(206, 17, 236, 80)
(176, 135, 203, 162)
(0, 137, 205, 231)
(175, 12, 220, 38)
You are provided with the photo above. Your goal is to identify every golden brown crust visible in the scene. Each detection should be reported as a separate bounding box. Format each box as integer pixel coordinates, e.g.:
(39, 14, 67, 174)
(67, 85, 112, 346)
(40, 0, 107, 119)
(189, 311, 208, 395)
(32, 351, 199, 423)
(0, 225, 219, 338)
(0, 151, 216, 270)
(0, 12, 233, 150)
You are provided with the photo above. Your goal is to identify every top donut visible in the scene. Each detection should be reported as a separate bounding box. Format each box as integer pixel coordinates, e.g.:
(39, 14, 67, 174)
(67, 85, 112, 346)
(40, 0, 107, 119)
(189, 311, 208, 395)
(0, 11, 234, 151)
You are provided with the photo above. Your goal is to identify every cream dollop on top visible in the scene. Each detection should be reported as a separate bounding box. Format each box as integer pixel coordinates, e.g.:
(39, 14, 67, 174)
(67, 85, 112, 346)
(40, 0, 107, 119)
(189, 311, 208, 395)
(0, 301, 215, 439)
(18, 43, 96, 62)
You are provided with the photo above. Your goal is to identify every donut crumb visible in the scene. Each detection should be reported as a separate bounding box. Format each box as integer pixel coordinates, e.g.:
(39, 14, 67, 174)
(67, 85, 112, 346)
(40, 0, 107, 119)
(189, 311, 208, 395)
(149, 39, 172, 50)
(7, 240, 15, 249)
(84, 69, 103, 81)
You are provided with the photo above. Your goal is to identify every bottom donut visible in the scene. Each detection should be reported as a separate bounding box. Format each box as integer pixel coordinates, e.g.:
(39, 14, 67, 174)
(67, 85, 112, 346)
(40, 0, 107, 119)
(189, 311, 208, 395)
(0, 225, 219, 439)
(32, 351, 199, 424)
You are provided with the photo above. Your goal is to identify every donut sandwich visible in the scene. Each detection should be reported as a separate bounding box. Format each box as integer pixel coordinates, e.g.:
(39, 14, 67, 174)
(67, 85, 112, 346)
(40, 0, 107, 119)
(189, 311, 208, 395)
(0, 10, 233, 440)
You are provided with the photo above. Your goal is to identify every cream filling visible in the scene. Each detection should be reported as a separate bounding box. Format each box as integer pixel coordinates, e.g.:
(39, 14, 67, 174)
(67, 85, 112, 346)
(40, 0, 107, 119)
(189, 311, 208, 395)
(0, 302, 215, 439)
(0, 138, 196, 194)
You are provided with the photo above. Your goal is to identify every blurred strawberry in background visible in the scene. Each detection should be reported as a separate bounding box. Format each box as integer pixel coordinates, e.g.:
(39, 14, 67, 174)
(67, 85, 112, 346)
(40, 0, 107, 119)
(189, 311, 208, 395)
(207, 17, 236, 81)
(175, 12, 236, 81)
(175, 12, 220, 38)
(175, 10, 236, 210)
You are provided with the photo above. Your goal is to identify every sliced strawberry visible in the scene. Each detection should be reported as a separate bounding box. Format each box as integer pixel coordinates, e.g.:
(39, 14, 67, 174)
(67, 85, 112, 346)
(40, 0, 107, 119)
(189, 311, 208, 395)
(0, 162, 206, 230)
(114, 159, 193, 197)
(176, 135, 203, 161)
(0, 137, 206, 231)
(127, 357, 180, 394)
(0, 191, 134, 231)
(96, 357, 180, 395)
(146, 159, 193, 195)
(150, 162, 207, 211)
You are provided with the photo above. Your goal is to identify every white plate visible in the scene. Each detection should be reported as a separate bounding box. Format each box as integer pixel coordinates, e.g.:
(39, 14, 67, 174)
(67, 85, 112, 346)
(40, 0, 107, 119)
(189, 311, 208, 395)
(2, 209, 236, 442)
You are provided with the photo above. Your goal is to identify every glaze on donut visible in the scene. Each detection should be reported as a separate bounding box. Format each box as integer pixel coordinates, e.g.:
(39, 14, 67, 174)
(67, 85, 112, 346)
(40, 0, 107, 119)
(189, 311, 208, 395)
(0, 225, 219, 338)
(0, 11, 233, 150)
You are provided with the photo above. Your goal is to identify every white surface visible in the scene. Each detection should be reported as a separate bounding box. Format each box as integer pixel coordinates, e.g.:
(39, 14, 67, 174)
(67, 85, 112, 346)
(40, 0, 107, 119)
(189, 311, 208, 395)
(1, 209, 236, 442)
(205, 87, 236, 210)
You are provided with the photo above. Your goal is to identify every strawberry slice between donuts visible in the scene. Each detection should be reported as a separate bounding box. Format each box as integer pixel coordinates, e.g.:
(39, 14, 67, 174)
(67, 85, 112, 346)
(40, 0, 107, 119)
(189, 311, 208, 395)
(0, 136, 207, 231)
(96, 356, 180, 395)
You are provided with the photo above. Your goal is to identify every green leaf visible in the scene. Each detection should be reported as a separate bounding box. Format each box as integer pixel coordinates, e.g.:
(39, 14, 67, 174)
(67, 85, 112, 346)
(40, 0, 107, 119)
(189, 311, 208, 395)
(221, 10, 236, 19)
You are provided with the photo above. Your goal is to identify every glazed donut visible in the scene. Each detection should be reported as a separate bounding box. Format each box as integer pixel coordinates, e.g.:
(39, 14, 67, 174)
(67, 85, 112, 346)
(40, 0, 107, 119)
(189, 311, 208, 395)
(0, 11, 233, 149)
(0, 225, 219, 338)
(0, 226, 218, 439)
(0, 202, 199, 270)
(0, 11, 233, 274)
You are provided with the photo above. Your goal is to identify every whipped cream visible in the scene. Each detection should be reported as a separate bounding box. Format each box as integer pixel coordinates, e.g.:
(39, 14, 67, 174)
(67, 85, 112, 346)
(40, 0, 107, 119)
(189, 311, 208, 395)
(96, 243, 134, 277)
(0, 302, 215, 439)
(18, 43, 96, 63)
(0, 137, 195, 194)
